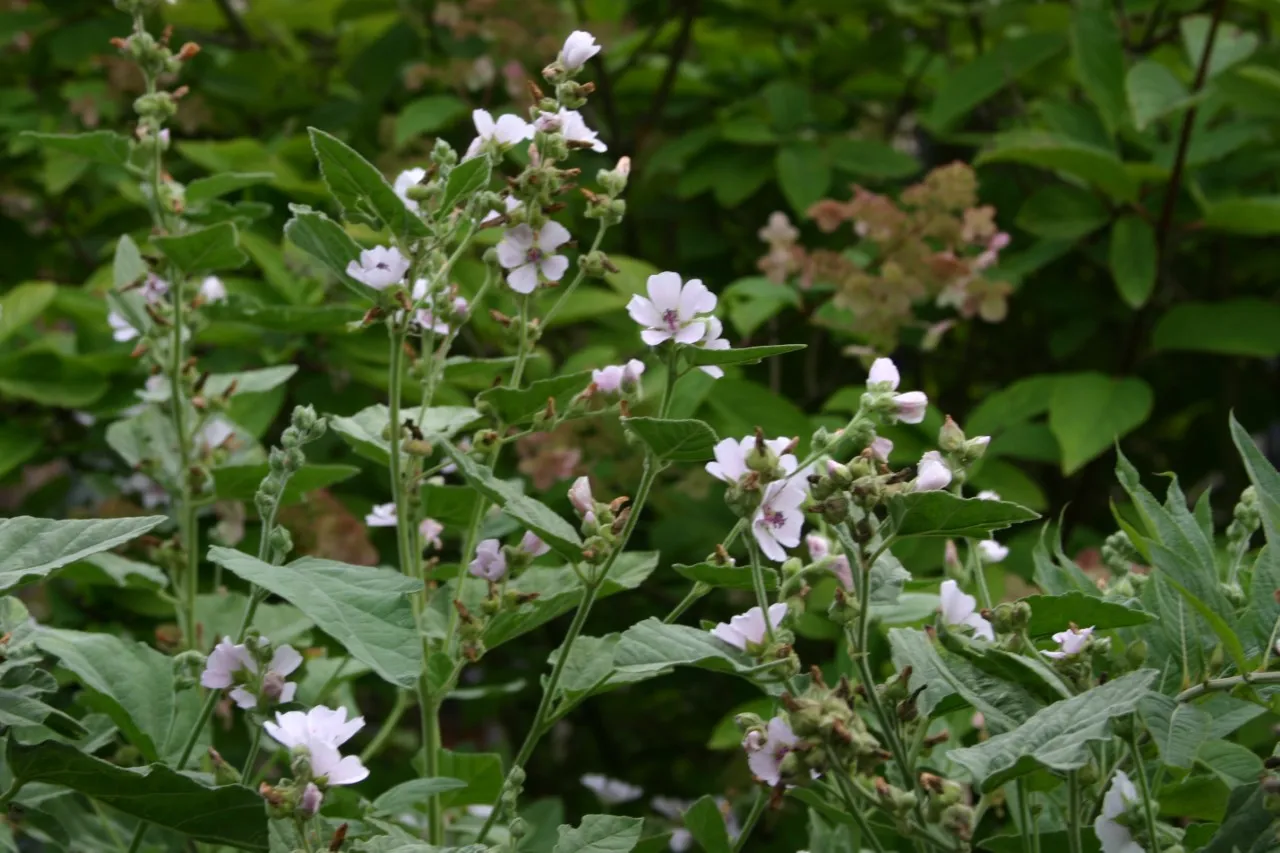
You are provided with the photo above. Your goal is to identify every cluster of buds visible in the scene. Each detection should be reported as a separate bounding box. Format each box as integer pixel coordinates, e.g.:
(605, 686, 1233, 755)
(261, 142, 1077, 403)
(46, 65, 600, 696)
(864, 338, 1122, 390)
(781, 669, 890, 780)
(255, 407, 327, 561)
(919, 773, 974, 840)
(1100, 530, 1145, 589)
(567, 476, 630, 565)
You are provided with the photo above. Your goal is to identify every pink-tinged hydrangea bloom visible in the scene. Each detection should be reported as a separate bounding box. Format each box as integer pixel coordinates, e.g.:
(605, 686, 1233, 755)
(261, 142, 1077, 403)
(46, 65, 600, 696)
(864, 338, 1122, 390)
(464, 109, 535, 160)
(497, 222, 572, 294)
(977, 538, 1008, 563)
(365, 503, 397, 527)
(393, 167, 426, 214)
(753, 478, 808, 561)
(561, 30, 601, 70)
(744, 716, 799, 787)
(569, 476, 594, 515)
(592, 359, 646, 394)
(346, 245, 410, 290)
(469, 539, 507, 581)
(627, 272, 717, 346)
(520, 531, 550, 557)
(1043, 625, 1095, 660)
(939, 579, 995, 641)
(696, 316, 732, 378)
(419, 518, 444, 550)
(870, 436, 894, 461)
(264, 706, 368, 786)
(866, 357, 928, 423)
(1094, 771, 1144, 853)
(711, 602, 788, 651)
(199, 276, 227, 303)
(109, 311, 139, 342)
(914, 451, 952, 492)
(580, 773, 642, 804)
(705, 435, 797, 483)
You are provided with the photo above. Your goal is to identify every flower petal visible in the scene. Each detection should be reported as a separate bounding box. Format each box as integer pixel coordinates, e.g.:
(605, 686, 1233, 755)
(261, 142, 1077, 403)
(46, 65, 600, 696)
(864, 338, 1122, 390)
(539, 254, 569, 282)
(506, 263, 540, 294)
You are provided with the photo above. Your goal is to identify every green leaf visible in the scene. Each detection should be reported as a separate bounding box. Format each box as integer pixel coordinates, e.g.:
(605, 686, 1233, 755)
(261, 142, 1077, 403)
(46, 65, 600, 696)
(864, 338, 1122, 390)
(59, 552, 168, 591)
(1071, 0, 1128, 134)
(0, 516, 166, 593)
(1182, 16, 1258, 80)
(1140, 693, 1210, 770)
(206, 546, 423, 687)
(0, 350, 109, 408)
(0, 282, 55, 346)
(440, 157, 491, 213)
(206, 300, 363, 332)
(0, 688, 85, 738)
(212, 463, 360, 504)
(146, 366, 298, 401)
(153, 222, 248, 275)
(776, 143, 831, 216)
(7, 740, 268, 851)
(1048, 372, 1153, 474)
(308, 127, 428, 242)
(548, 634, 659, 708)
(477, 371, 593, 426)
(0, 424, 42, 481)
(113, 234, 149, 291)
(1015, 185, 1109, 240)
(283, 207, 375, 301)
(1148, 540, 1248, 671)
(443, 446, 582, 560)
(1202, 784, 1275, 853)
(1202, 197, 1280, 236)
(925, 34, 1067, 130)
(613, 618, 760, 681)
(946, 669, 1156, 792)
(553, 814, 643, 853)
(1127, 60, 1190, 129)
(186, 172, 275, 204)
(1153, 299, 1280, 357)
(1199, 739, 1264, 788)
(371, 778, 468, 815)
(329, 404, 480, 466)
(721, 278, 802, 338)
(888, 491, 1039, 539)
(673, 561, 778, 591)
(1231, 416, 1280, 546)
(394, 95, 469, 148)
(683, 797, 732, 853)
(19, 130, 131, 167)
(622, 417, 719, 462)
(684, 343, 805, 368)
(1108, 215, 1157, 308)
(978, 132, 1138, 203)
(1022, 592, 1155, 636)
(34, 628, 199, 764)
(827, 138, 919, 179)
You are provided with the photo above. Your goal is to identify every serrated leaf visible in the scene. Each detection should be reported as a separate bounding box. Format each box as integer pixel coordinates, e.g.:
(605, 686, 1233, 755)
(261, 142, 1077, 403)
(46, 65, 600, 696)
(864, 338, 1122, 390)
(673, 561, 778, 591)
(1109, 215, 1157, 308)
(0, 516, 166, 593)
(20, 130, 131, 167)
(7, 740, 268, 850)
(206, 546, 423, 687)
(622, 417, 719, 462)
(308, 127, 428, 241)
(947, 669, 1157, 792)
(553, 814, 643, 853)
(153, 222, 248, 275)
(888, 491, 1039, 539)
(1023, 592, 1155, 635)
(683, 343, 805, 367)
(476, 371, 593, 426)
(440, 157, 491, 212)
(443, 446, 582, 560)
(330, 404, 481, 466)
(283, 208, 376, 302)
(1140, 693, 1210, 770)
(186, 172, 275, 204)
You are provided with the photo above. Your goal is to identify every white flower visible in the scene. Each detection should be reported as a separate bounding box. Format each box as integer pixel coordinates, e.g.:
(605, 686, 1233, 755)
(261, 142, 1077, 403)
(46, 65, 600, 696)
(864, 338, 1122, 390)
(121, 472, 167, 509)
(569, 476, 594, 515)
(202, 638, 302, 710)
(496, 222, 571, 294)
(199, 418, 235, 452)
(705, 435, 797, 483)
(420, 518, 444, 550)
(264, 706, 368, 786)
(893, 391, 929, 424)
(561, 30, 601, 70)
(141, 274, 169, 304)
(520, 531, 550, 557)
(480, 195, 521, 225)
(408, 278, 468, 335)
(108, 311, 138, 342)
(580, 773, 642, 804)
(393, 167, 427, 214)
(558, 109, 607, 152)
(695, 316, 732, 378)
(977, 539, 1009, 563)
(592, 359, 646, 394)
(939, 579, 994, 641)
(744, 716, 799, 787)
(976, 490, 1001, 501)
(803, 534, 851, 590)
(365, 503, 397, 528)
(346, 245, 410, 290)
(626, 272, 717, 346)
(469, 539, 507, 581)
(753, 478, 808, 561)
(870, 436, 894, 461)
(711, 603, 788, 651)
(1094, 771, 1144, 853)
(866, 357, 928, 423)
(867, 357, 900, 389)
(914, 451, 952, 492)
(1043, 625, 1095, 660)
(72, 411, 96, 427)
(464, 109, 535, 160)
(201, 637, 255, 690)
(199, 276, 227, 303)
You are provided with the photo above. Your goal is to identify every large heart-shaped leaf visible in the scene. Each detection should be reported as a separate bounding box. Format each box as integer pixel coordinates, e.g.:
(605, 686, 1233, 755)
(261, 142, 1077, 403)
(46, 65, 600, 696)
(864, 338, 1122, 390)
(0, 516, 167, 593)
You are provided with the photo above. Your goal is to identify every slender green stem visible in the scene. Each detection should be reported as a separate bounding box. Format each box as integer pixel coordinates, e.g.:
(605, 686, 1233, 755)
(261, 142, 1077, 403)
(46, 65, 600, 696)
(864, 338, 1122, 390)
(241, 725, 263, 780)
(966, 540, 993, 611)
(1261, 615, 1280, 670)
(509, 294, 533, 390)
(421, 671, 442, 842)
(1126, 728, 1161, 850)
(745, 536, 776, 644)
(1066, 770, 1083, 853)
(659, 346, 680, 418)
(664, 583, 709, 624)
(541, 223, 609, 329)
(294, 817, 316, 853)
(823, 749, 888, 853)
(90, 798, 129, 852)
(360, 689, 413, 762)
(0, 780, 20, 809)
(1015, 779, 1036, 852)
(731, 790, 768, 853)
(1176, 670, 1280, 702)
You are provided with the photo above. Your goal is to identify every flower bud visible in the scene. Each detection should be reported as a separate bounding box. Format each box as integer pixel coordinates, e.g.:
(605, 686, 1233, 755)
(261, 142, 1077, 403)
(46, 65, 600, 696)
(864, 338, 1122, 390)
(962, 435, 990, 462)
(938, 416, 966, 453)
(298, 782, 323, 819)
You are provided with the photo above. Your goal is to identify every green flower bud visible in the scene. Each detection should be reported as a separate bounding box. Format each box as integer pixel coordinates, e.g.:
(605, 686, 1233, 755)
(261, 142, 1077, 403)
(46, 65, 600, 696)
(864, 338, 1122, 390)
(938, 416, 966, 453)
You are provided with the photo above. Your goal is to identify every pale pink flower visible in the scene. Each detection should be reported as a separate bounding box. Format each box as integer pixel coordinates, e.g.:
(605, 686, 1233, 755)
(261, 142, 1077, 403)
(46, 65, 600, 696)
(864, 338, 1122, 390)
(744, 716, 799, 787)
(497, 223, 571, 294)
(977, 539, 1008, 563)
(696, 316, 732, 378)
(469, 539, 507, 581)
(705, 435, 797, 483)
(580, 773, 642, 804)
(592, 359, 646, 394)
(199, 276, 227, 303)
(939, 579, 994, 641)
(393, 167, 426, 214)
(263, 706, 368, 786)
(913, 451, 952, 491)
(805, 534, 829, 561)
(870, 436, 893, 461)
(866, 357, 928, 423)
(626, 272, 717, 346)
(711, 603, 788, 651)
(346, 245, 410, 290)
(419, 518, 444, 550)
(108, 311, 138, 342)
(1043, 625, 1095, 660)
(561, 30, 601, 70)
(568, 476, 594, 515)
(141, 273, 169, 304)
(519, 531, 550, 557)
(1095, 771, 1143, 853)
(893, 391, 929, 424)
(464, 109, 534, 160)
(752, 478, 808, 561)
(365, 503, 397, 527)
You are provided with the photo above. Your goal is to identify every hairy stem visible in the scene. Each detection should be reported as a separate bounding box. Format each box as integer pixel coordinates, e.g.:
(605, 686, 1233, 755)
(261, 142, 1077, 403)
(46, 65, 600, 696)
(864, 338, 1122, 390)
(241, 725, 263, 780)
(731, 790, 768, 853)
(359, 689, 412, 763)
(1126, 729, 1161, 852)
(823, 749, 888, 853)
(745, 535, 776, 644)
(1176, 670, 1280, 702)
(1066, 770, 1083, 853)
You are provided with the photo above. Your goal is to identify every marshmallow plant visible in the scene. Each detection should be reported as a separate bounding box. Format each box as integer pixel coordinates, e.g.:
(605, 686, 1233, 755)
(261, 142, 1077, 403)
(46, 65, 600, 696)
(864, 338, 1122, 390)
(6, 4, 1280, 853)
